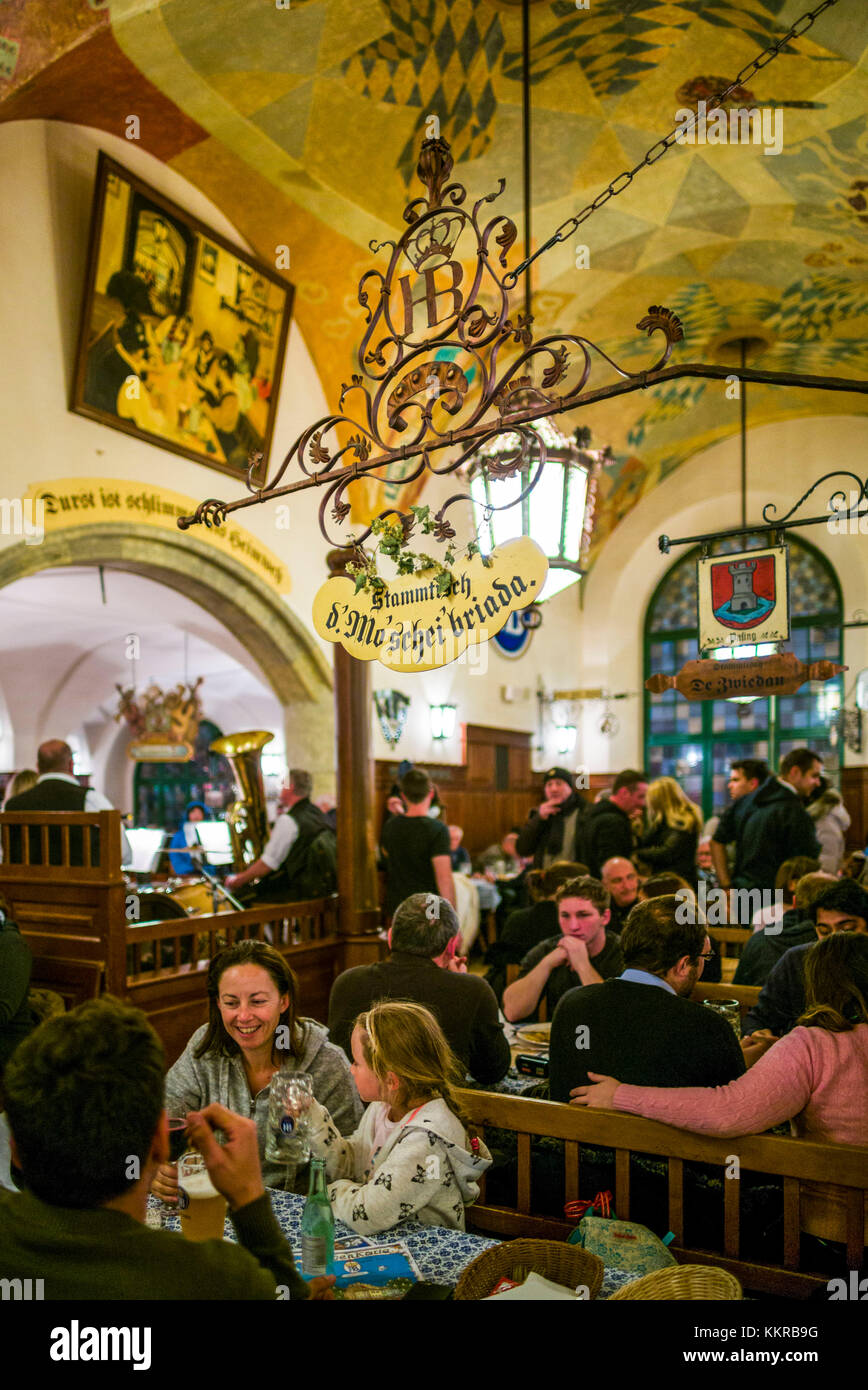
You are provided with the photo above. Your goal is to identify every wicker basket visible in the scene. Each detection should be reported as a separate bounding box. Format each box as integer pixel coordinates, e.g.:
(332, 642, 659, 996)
(454, 1239, 604, 1301)
(609, 1265, 743, 1301)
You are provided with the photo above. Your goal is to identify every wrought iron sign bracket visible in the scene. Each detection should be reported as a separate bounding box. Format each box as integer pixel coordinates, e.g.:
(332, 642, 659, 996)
(658, 472, 868, 554)
(176, 139, 868, 561)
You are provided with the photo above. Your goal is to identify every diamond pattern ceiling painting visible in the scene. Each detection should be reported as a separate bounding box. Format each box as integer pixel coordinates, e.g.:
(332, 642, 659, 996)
(1, 0, 865, 562)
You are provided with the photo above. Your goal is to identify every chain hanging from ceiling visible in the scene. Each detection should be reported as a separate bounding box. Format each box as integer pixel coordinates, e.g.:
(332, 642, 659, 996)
(177, 0, 864, 556)
(505, 0, 842, 288)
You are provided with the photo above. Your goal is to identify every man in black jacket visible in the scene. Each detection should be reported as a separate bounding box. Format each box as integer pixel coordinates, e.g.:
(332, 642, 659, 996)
(516, 767, 590, 869)
(584, 770, 647, 877)
(549, 895, 746, 1102)
(725, 749, 822, 894)
(742, 879, 868, 1035)
(226, 769, 333, 902)
(327, 894, 510, 1085)
(733, 870, 833, 987)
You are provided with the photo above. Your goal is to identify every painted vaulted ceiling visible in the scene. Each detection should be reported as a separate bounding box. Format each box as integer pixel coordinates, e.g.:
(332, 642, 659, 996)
(2, 0, 866, 562)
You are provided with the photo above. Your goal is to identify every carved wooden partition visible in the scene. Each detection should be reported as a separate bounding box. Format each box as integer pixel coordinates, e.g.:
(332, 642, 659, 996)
(457, 1089, 867, 1297)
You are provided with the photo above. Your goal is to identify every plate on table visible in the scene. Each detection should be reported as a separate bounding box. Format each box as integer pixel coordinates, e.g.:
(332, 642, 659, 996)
(514, 1023, 551, 1049)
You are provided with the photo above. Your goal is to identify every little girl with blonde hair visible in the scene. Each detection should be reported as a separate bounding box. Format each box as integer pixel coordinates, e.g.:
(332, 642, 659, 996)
(305, 998, 491, 1234)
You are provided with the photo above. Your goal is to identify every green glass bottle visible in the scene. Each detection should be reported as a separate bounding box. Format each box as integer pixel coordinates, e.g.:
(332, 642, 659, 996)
(301, 1157, 334, 1277)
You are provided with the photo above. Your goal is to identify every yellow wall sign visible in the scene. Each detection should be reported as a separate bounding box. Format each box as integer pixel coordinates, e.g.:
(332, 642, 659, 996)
(312, 538, 549, 672)
(23, 478, 290, 594)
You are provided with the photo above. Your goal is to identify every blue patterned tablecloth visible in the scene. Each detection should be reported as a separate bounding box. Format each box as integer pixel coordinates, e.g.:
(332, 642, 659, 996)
(147, 1191, 634, 1297)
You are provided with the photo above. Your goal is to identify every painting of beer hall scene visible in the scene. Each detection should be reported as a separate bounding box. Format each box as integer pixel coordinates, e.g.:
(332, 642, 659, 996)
(73, 155, 292, 479)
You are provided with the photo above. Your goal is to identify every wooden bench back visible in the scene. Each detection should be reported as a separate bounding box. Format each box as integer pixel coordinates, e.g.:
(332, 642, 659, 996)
(0, 811, 127, 988)
(29, 957, 105, 1011)
(457, 1088, 868, 1298)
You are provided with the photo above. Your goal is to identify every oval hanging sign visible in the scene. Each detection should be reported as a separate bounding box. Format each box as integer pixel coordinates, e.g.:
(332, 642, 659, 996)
(313, 538, 548, 672)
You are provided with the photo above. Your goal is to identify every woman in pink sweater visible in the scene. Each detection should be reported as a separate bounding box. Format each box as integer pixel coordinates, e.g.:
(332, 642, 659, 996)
(571, 934, 868, 1146)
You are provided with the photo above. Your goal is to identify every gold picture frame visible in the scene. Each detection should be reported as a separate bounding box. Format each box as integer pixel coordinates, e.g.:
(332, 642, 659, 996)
(71, 153, 293, 484)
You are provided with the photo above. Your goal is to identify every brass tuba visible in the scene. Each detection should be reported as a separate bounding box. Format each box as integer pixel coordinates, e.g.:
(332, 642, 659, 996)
(210, 730, 274, 867)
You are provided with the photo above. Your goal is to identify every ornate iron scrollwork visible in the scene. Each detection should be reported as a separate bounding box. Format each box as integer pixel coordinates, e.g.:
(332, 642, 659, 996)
(178, 138, 683, 546)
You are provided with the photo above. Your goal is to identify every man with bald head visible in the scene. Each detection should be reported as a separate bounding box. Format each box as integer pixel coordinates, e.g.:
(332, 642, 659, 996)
(600, 858, 639, 931)
(5, 740, 131, 866)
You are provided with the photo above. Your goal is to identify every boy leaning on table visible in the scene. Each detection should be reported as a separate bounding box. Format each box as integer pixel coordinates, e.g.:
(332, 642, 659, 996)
(0, 996, 333, 1300)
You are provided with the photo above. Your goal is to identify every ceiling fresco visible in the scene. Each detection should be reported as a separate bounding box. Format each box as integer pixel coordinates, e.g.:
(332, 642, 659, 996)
(2, 0, 866, 563)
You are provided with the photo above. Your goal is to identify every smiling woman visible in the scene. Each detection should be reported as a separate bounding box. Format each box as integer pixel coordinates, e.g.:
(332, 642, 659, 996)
(152, 941, 362, 1196)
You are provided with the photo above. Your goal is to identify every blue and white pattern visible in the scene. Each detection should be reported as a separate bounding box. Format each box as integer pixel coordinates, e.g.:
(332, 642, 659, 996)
(147, 1190, 635, 1296)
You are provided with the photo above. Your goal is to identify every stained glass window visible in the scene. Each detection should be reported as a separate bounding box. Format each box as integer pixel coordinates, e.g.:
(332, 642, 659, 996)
(645, 534, 842, 818)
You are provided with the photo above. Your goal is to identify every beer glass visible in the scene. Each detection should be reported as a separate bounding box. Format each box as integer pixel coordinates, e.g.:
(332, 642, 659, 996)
(702, 997, 742, 1040)
(265, 1073, 313, 1165)
(177, 1151, 227, 1243)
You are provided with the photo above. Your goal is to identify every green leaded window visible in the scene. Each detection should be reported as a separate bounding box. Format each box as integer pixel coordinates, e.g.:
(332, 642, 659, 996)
(644, 534, 842, 819)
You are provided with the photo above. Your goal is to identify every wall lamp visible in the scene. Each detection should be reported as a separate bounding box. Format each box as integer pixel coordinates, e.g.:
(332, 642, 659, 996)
(429, 704, 457, 740)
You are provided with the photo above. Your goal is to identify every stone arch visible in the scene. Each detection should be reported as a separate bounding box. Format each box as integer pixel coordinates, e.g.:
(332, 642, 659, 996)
(0, 523, 332, 707)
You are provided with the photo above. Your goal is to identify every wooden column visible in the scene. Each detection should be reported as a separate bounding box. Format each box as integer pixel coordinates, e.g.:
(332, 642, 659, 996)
(327, 548, 383, 964)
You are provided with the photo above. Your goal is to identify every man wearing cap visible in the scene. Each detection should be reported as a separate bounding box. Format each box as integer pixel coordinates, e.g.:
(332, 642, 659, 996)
(516, 767, 590, 871)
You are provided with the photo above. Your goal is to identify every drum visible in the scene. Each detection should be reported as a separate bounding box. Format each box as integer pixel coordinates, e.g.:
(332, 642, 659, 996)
(169, 880, 218, 916)
(134, 886, 190, 922)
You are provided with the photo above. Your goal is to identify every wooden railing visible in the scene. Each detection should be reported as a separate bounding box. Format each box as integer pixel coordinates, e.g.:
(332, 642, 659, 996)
(457, 1088, 867, 1297)
(0, 810, 345, 1063)
(125, 897, 338, 976)
(124, 897, 340, 1063)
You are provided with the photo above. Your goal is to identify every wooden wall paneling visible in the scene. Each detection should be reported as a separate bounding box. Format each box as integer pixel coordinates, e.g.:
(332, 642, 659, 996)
(375, 726, 539, 856)
(841, 766, 868, 851)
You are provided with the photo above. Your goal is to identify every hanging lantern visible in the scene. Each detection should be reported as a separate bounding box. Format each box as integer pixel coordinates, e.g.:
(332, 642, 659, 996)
(466, 418, 605, 602)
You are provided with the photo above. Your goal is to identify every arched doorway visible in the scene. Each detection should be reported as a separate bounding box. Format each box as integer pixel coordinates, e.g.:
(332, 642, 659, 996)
(644, 532, 843, 817)
(0, 523, 332, 800)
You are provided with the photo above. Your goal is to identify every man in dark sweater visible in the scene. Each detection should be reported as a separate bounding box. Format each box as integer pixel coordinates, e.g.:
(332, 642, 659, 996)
(328, 894, 510, 1085)
(549, 895, 746, 1103)
(584, 770, 647, 877)
(0, 997, 329, 1300)
(503, 875, 624, 1023)
(516, 767, 590, 869)
(743, 879, 868, 1035)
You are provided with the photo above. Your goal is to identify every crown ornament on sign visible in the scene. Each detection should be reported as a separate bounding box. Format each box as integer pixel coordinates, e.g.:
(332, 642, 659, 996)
(403, 212, 464, 272)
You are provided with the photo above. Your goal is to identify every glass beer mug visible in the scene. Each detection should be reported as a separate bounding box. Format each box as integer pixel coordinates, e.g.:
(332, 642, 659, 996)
(701, 997, 742, 1040)
(265, 1072, 314, 1165)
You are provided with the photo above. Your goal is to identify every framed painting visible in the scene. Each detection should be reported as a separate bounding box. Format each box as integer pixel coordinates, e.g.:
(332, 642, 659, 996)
(71, 153, 294, 484)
